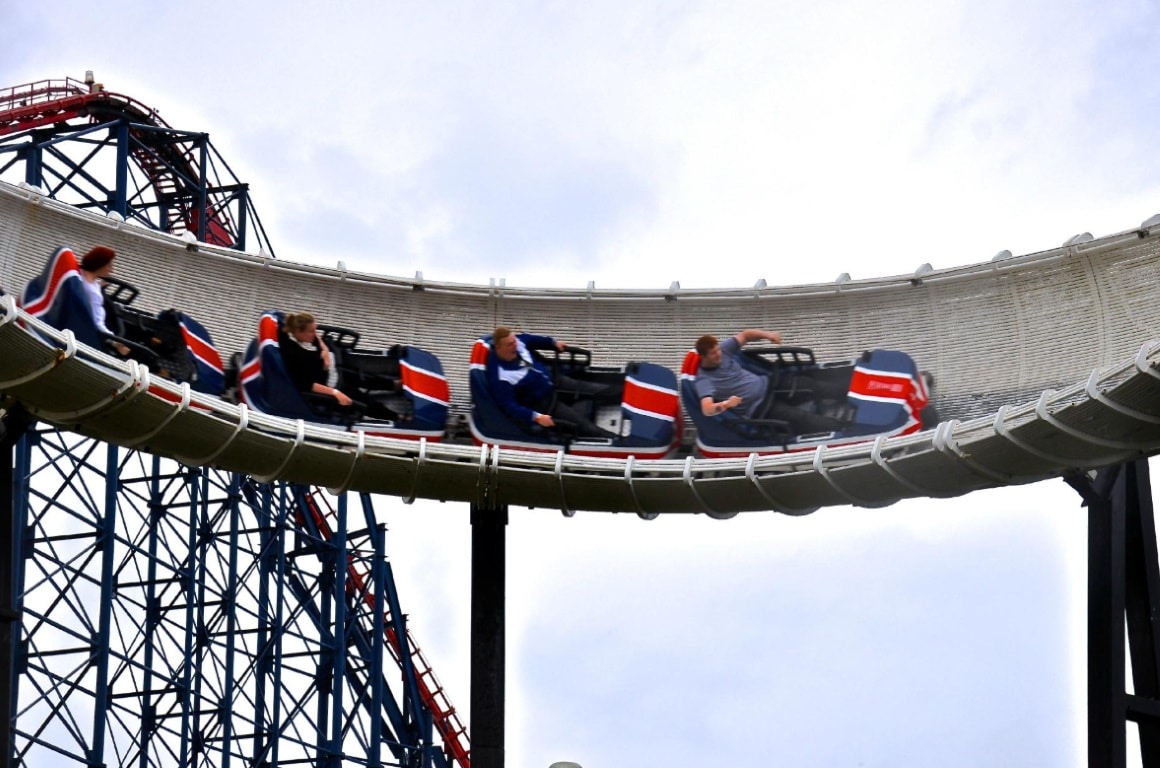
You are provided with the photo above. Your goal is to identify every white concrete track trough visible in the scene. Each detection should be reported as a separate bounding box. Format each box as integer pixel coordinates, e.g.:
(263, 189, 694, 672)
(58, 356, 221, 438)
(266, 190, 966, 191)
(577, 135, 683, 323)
(2, 180, 1160, 516)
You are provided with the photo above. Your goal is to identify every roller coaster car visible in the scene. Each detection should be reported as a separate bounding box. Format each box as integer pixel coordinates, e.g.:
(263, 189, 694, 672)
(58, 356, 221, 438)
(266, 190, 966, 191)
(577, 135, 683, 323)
(468, 335, 681, 458)
(237, 310, 449, 440)
(20, 246, 225, 395)
(100, 276, 226, 395)
(680, 346, 935, 458)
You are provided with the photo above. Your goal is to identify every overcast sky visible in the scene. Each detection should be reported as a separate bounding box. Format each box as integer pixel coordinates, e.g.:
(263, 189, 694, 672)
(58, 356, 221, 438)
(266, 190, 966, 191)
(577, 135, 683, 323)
(5, 2, 1160, 766)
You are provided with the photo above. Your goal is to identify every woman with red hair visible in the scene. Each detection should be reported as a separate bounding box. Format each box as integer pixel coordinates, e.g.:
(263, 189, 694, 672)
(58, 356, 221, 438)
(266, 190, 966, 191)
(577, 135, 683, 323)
(79, 245, 128, 355)
(79, 246, 117, 334)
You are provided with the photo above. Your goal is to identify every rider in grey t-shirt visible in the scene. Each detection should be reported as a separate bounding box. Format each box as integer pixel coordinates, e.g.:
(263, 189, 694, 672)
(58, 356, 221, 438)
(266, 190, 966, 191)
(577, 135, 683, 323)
(693, 336, 769, 417)
(694, 328, 854, 434)
(693, 329, 784, 418)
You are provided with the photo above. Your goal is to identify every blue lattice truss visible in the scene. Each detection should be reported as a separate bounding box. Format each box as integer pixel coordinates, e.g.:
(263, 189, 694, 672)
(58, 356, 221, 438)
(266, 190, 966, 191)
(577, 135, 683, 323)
(3, 421, 448, 767)
(0, 115, 274, 255)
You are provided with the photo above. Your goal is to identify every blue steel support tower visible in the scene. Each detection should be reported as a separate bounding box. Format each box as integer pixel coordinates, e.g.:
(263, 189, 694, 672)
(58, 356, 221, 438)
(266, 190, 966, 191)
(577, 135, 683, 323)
(0, 75, 472, 768)
(2, 416, 461, 767)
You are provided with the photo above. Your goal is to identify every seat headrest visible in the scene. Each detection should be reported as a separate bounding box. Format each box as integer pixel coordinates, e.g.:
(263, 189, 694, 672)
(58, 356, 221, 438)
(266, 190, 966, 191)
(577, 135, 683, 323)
(680, 349, 701, 378)
(469, 336, 493, 369)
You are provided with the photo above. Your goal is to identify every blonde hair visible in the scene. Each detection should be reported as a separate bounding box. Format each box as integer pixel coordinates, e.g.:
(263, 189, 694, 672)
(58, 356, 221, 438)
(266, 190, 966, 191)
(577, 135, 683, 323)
(283, 312, 316, 334)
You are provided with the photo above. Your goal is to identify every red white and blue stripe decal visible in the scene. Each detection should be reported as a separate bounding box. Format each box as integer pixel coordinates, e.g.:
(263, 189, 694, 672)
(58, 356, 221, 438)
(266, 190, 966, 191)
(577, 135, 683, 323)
(848, 365, 926, 422)
(239, 312, 279, 392)
(22, 246, 81, 318)
(179, 319, 224, 374)
(401, 360, 450, 406)
(622, 375, 678, 422)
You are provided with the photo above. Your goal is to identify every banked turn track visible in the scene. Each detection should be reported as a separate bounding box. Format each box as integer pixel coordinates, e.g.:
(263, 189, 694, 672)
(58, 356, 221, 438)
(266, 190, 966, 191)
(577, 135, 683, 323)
(1, 181, 1160, 517)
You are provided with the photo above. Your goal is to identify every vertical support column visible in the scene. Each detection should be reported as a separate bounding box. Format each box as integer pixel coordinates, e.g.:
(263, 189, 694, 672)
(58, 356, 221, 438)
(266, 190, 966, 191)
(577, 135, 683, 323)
(88, 441, 120, 767)
(179, 466, 203, 767)
(1070, 459, 1160, 768)
(326, 491, 349, 768)
(264, 480, 288, 768)
(196, 136, 209, 242)
(471, 503, 508, 768)
(253, 477, 276, 765)
(139, 454, 165, 763)
(1084, 464, 1127, 768)
(113, 118, 130, 218)
(0, 415, 28, 768)
(369, 519, 388, 768)
(235, 185, 251, 251)
(220, 474, 243, 760)
(1123, 461, 1160, 760)
(20, 138, 42, 189)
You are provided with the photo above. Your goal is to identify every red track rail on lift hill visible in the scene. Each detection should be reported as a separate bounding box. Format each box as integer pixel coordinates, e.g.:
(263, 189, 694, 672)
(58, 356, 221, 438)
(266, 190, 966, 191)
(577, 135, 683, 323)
(0, 76, 238, 246)
(300, 490, 472, 768)
(0, 77, 170, 138)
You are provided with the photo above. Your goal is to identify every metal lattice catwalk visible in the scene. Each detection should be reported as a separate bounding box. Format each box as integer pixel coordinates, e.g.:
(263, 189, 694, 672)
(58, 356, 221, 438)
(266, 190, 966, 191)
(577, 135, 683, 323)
(1, 413, 467, 768)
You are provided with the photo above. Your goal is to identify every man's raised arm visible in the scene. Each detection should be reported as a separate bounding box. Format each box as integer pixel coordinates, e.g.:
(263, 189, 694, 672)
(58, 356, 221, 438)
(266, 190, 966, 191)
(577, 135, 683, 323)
(734, 329, 783, 345)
